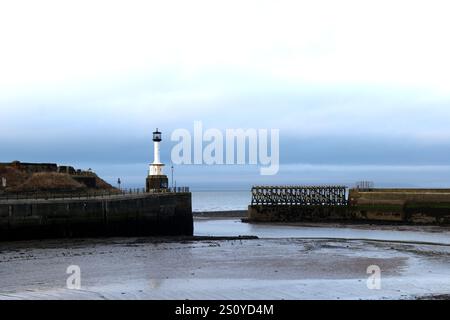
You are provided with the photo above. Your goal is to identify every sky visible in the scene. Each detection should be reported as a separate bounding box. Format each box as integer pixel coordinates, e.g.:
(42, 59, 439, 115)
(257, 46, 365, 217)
(1, 0, 450, 189)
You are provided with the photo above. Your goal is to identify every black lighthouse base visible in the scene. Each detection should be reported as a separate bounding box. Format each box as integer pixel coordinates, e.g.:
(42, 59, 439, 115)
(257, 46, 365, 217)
(146, 175, 169, 192)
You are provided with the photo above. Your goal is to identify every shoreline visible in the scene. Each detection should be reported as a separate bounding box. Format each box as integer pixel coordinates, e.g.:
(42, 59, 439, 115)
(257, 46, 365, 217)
(193, 210, 247, 218)
(194, 210, 450, 228)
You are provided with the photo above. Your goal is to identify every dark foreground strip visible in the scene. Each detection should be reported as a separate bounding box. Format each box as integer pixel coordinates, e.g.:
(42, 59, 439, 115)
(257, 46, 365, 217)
(0, 300, 447, 319)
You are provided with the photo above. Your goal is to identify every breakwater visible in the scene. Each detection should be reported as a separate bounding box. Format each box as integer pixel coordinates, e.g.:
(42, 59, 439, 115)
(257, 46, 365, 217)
(248, 186, 450, 225)
(0, 192, 193, 241)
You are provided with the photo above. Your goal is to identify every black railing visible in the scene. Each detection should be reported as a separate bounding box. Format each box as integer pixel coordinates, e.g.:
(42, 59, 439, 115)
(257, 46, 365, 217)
(167, 187, 190, 193)
(251, 185, 348, 206)
(355, 181, 375, 191)
(0, 187, 190, 201)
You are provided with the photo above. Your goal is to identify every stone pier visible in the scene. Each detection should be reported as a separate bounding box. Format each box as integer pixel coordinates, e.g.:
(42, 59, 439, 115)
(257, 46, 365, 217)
(0, 192, 193, 241)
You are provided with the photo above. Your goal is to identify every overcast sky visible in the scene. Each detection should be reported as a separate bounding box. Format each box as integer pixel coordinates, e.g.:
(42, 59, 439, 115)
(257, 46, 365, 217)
(1, 0, 450, 189)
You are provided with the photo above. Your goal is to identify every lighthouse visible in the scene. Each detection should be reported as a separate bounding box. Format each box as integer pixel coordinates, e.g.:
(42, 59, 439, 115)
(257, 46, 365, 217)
(146, 129, 169, 191)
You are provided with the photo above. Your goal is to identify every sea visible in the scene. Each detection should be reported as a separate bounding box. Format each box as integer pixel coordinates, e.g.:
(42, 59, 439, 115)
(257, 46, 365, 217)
(191, 190, 251, 212)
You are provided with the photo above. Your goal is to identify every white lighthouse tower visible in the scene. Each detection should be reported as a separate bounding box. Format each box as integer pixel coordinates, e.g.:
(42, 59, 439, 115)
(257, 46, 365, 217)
(146, 129, 169, 191)
(149, 129, 164, 176)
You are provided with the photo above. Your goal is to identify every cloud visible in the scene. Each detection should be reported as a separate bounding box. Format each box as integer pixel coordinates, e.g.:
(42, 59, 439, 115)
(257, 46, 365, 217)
(1, 0, 450, 188)
(2, 0, 450, 90)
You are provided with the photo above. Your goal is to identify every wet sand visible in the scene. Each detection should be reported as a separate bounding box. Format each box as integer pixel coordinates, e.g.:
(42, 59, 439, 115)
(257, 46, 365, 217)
(0, 218, 449, 300)
(195, 218, 450, 245)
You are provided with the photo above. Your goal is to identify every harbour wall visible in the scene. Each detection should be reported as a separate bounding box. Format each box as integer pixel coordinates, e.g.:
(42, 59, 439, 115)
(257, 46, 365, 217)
(248, 188, 450, 225)
(0, 192, 193, 241)
(350, 188, 450, 224)
(248, 204, 450, 224)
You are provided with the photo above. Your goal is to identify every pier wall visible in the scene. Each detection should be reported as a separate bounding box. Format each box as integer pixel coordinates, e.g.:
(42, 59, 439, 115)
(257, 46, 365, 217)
(0, 193, 193, 241)
(248, 188, 450, 225)
(350, 188, 450, 224)
(248, 204, 450, 224)
(248, 205, 351, 223)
